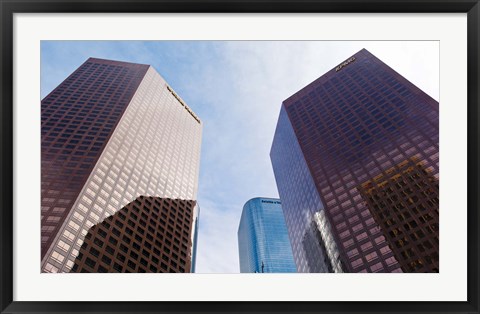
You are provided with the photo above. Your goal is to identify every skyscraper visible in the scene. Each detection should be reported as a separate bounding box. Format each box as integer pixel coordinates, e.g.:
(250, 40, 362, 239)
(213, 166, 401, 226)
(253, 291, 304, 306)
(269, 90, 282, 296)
(238, 198, 297, 273)
(270, 49, 439, 273)
(70, 197, 199, 273)
(41, 58, 202, 273)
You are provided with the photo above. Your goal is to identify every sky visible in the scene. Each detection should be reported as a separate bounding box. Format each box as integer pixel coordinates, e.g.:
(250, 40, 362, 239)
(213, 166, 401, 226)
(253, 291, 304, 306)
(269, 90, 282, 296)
(41, 41, 439, 273)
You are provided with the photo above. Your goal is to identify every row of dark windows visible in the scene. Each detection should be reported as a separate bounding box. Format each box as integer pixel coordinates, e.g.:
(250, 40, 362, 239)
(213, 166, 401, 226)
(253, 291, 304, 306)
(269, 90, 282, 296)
(74, 198, 194, 273)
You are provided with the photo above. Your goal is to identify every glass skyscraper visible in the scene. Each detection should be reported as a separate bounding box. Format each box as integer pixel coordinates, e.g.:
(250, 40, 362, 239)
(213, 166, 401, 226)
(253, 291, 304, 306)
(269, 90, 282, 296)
(238, 198, 297, 273)
(271, 49, 439, 273)
(41, 58, 202, 273)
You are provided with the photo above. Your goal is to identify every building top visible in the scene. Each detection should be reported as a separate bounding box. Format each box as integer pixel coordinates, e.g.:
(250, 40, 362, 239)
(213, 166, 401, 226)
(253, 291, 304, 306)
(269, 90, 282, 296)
(85, 57, 202, 124)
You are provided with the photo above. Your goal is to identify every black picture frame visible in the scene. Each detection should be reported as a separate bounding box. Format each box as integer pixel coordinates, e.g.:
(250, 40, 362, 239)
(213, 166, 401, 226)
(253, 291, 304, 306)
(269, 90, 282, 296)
(1, 1, 479, 313)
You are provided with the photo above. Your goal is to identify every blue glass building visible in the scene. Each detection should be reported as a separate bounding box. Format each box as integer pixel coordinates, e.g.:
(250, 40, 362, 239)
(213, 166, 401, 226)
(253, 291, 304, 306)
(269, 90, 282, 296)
(238, 198, 297, 273)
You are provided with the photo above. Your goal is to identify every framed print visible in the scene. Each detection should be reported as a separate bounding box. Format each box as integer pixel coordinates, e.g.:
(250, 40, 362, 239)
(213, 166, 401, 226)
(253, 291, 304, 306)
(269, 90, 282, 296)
(1, 1, 479, 314)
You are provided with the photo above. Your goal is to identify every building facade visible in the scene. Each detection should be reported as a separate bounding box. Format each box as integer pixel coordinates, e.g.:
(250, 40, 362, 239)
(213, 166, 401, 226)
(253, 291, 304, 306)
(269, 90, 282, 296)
(238, 198, 297, 273)
(270, 49, 439, 273)
(41, 58, 202, 273)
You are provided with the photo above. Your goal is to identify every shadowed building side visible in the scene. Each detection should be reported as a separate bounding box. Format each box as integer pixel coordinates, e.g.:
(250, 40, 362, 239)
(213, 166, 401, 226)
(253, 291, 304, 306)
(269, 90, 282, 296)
(70, 196, 199, 273)
(270, 107, 338, 273)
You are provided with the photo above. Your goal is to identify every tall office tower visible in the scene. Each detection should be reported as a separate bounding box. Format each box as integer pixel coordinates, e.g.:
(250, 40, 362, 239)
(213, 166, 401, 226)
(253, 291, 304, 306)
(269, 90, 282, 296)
(270, 49, 439, 273)
(41, 58, 202, 273)
(238, 198, 297, 273)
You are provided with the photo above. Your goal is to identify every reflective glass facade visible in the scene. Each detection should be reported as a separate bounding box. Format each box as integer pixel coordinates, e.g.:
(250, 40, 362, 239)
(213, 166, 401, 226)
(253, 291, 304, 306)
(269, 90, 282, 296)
(271, 49, 439, 273)
(238, 198, 297, 273)
(41, 58, 149, 259)
(41, 58, 202, 273)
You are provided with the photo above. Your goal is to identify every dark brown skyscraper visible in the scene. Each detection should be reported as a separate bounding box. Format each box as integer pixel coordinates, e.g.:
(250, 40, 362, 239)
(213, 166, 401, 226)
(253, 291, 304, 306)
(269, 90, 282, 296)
(71, 196, 197, 273)
(41, 58, 202, 273)
(271, 49, 439, 273)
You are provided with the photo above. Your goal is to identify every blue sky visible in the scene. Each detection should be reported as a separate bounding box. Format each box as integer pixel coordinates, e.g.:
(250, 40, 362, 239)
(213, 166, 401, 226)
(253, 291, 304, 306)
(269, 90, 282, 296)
(41, 41, 439, 273)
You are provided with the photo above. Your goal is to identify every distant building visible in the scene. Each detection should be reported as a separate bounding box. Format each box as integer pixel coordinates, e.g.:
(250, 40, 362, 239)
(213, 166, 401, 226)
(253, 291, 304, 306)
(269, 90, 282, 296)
(41, 58, 202, 273)
(271, 49, 439, 273)
(238, 198, 297, 273)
